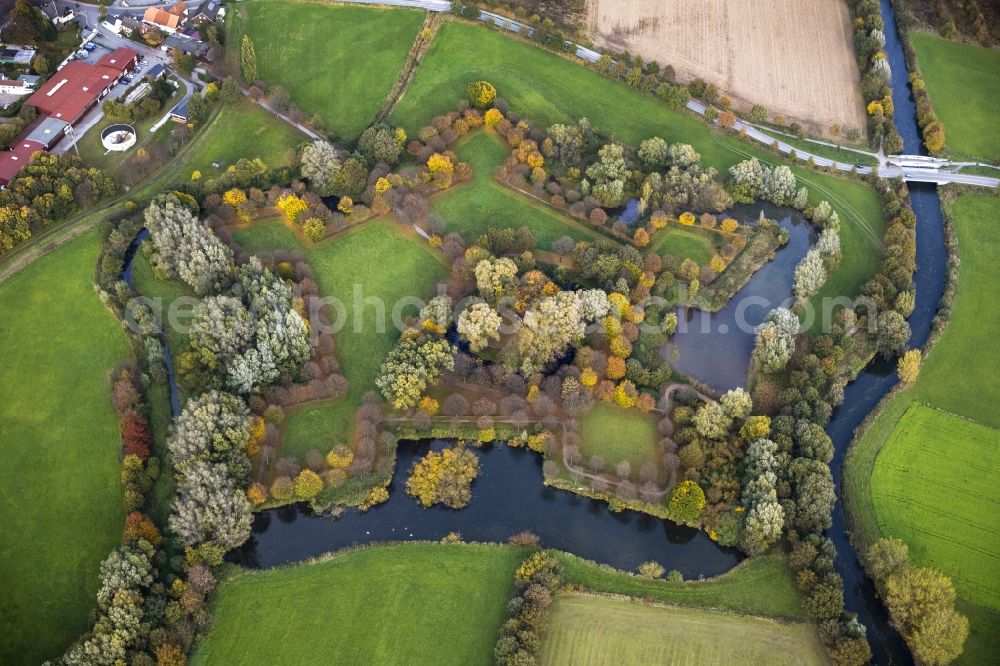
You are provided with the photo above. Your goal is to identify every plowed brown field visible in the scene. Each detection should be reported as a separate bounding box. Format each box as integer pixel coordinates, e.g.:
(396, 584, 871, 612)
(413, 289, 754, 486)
(588, 0, 866, 137)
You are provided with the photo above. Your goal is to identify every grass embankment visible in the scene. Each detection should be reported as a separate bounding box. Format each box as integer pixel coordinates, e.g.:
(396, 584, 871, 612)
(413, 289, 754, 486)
(553, 551, 807, 619)
(392, 20, 885, 311)
(173, 100, 306, 183)
(0, 230, 129, 665)
(845, 194, 1000, 664)
(911, 33, 1000, 161)
(578, 403, 660, 480)
(871, 404, 999, 606)
(755, 127, 879, 167)
(539, 592, 826, 666)
(434, 132, 613, 247)
(191, 543, 531, 666)
(231, 1, 425, 139)
(232, 218, 449, 457)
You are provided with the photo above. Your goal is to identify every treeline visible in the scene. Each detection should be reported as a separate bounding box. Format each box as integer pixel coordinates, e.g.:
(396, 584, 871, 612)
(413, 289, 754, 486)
(899, 0, 998, 45)
(0, 153, 118, 257)
(60, 195, 314, 663)
(890, 0, 949, 154)
(848, 0, 905, 153)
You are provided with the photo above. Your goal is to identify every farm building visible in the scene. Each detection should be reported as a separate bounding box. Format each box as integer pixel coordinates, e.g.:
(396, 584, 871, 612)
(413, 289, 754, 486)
(0, 139, 45, 185)
(25, 48, 138, 125)
(23, 116, 69, 150)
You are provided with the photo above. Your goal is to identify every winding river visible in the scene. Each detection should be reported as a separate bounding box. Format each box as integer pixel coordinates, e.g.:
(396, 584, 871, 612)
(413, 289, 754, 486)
(124, 2, 943, 660)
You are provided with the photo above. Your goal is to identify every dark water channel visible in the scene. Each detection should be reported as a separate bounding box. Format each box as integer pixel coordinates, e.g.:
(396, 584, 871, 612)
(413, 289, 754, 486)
(121, 228, 181, 417)
(122, 2, 945, 659)
(663, 203, 814, 392)
(230, 440, 739, 574)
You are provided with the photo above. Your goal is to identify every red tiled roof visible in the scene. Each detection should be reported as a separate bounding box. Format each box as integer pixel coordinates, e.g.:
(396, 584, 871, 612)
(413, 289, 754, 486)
(0, 139, 45, 184)
(143, 7, 181, 29)
(25, 61, 122, 124)
(97, 47, 139, 72)
(0, 79, 25, 87)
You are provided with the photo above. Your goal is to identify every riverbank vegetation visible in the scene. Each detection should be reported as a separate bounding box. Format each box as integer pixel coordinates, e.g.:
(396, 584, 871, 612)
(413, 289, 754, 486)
(8, 3, 938, 663)
(0, 230, 129, 665)
(845, 192, 1000, 664)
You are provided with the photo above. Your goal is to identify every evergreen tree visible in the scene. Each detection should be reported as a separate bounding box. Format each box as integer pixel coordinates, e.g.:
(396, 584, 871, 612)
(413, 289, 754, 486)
(240, 35, 257, 83)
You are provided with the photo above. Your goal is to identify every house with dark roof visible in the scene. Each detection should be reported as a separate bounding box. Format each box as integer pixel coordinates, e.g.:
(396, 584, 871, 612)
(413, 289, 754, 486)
(188, 0, 225, 26)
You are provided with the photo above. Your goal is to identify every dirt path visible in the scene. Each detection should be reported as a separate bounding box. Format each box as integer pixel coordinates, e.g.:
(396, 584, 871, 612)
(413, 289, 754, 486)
(376, 13, 443, 122)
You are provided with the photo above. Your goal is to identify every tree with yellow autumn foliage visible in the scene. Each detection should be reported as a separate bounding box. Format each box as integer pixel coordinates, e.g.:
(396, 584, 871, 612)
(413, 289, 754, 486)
(276, 193, 308, 224)
(897, 349, 921, 384)
(406, 445, 480, 508)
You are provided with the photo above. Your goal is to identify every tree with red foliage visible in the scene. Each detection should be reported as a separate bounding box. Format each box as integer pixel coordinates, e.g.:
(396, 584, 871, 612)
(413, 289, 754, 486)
(121, 410, 153, 459)
(123, 512, 162, 546)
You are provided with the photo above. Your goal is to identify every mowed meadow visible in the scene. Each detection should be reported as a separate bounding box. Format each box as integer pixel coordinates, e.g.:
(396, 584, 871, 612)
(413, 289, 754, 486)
(190, 544, 530, 665)
(539, 592, 826, 666)
(846, 193, 1000, 664)
(0, 230, 129, 665)
(229, 1, 425, 139)
(911, 33, 1000, 161)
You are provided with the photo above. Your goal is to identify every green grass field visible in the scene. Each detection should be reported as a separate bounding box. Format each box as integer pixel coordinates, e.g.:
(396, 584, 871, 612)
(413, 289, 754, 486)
(911, 33, 1000, 161)
(191, 543, 530, 666)
(232, 1, 424, 139)
(193, 543, 808, 665)
(845, 194, 1000, 663)
(393, 20, 885, 311)
(554, 552, 807, 619)
(871, 404, 1000, 607)
(648, 225, 720, 265)
(175, 101, 306, 183)
(0, 230, 129, 665)
(434, 132, 613, 247)
(539, 592, 825, 666)
(232, 218, 449, 457)
(578, 403, 661, 480)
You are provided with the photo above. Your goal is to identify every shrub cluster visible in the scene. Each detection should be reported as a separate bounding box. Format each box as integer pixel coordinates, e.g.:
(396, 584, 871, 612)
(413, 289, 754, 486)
(494, 552, 564, 666)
